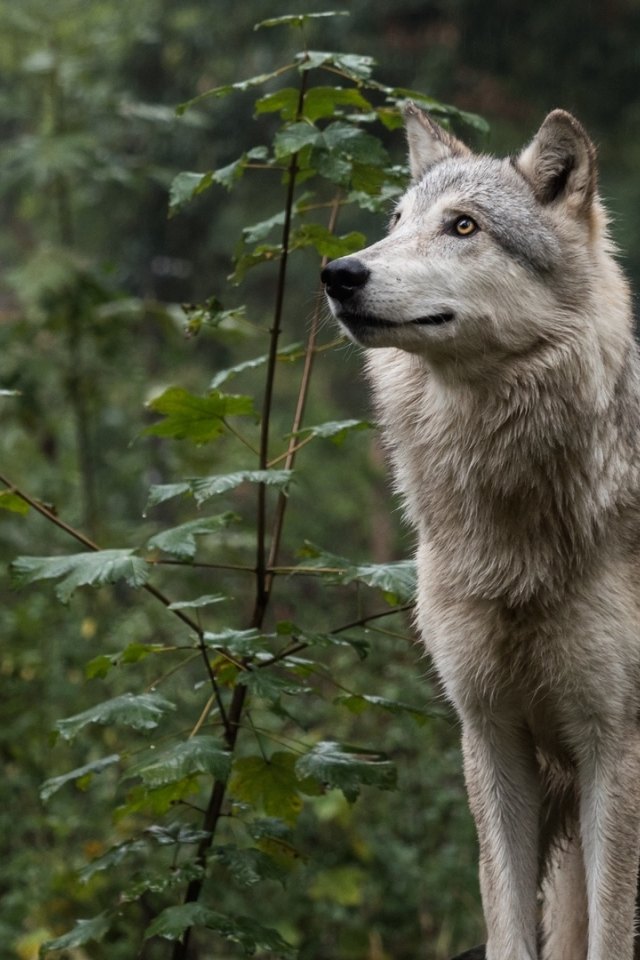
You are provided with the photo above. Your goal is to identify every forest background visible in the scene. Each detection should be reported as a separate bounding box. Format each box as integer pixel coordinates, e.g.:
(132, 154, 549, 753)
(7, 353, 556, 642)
(2, 1, 640, 959)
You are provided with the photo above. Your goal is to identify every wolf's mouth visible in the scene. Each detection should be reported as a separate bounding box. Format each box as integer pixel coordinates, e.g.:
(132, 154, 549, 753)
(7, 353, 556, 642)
(339, 311, 455, 329)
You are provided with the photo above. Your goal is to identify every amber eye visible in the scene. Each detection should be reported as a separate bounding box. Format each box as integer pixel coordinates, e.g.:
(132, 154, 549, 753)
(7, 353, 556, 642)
(453, 215, 477, 236)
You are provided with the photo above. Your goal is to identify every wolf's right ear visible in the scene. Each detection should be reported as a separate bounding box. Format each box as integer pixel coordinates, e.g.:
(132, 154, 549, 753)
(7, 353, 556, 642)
(516, 110, 597, 215)
(404, 103, 471, 180)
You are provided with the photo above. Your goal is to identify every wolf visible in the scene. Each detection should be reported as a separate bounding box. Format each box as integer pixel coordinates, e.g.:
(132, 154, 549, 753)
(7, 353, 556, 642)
(322, 104, 640, 960)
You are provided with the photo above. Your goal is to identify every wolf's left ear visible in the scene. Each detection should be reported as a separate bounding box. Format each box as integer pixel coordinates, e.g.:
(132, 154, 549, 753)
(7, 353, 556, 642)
(404, 102, 471, 180)
(517, 110, 597, 215)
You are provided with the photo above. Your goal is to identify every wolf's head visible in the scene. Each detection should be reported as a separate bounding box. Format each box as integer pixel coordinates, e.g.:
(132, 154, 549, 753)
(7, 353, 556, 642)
(322, 106, 626, 376)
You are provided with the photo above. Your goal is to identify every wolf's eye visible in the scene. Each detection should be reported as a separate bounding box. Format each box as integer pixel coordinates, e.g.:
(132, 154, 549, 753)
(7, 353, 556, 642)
(389, 210, 401, 229)
(452, 216, 478, 237)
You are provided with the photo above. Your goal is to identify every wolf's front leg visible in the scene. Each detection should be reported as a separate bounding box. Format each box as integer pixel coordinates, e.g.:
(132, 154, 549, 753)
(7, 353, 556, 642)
(578, 738, 640, 960)
(462, 719, 540, 960)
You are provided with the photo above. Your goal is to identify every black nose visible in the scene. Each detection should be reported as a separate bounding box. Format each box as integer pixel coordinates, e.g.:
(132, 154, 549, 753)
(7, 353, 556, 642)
(321, 257, 370, 302)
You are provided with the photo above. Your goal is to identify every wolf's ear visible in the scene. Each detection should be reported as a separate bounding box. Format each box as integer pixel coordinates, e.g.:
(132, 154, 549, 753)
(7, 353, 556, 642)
(517, 110, 597, 215)
(404, 102, 471, 180)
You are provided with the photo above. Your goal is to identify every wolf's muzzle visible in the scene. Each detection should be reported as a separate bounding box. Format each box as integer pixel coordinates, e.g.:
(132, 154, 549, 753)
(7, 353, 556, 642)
(321, 257, 370, 302)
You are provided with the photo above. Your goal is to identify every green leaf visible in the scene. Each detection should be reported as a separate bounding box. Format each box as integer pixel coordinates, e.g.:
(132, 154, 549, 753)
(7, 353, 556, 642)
(168, 594, 228, 610)
(56, 693, 176, 741)
(86, 643, 166, 678)
(322, 122, 389, 165)
(297, 51, 375, 81)
(290, 224, 365, 259)
(255, 11, 349, 30)
(147, 822, 212, 845)
(254, 88, 299, 121)
(176, 67, 297, 114)
(0, 491, 29, 515)
(242, 210, 286, 244)
(210, 342, 301, 390)
(115, 778, 200, 820)
(40, 912, 111, 955)
(303, 87, 372, 122)
(191, 470, 294, 504)
(296, 542, 416, 603)
(273, 122, 322, 161)
(212, 845, 287, 886)
(79, 839, 147, 882)
(287, 419, 373, 446)
(276, 624, 369, 661)
(229, 752, 304, 824)
(237, 668, 309, 703)
(123, 736, 231, 788)
(168, 170, 213, 213)
(295, 742, 397, 802)
(122, 860, 205, 901)
(145, 903, 296, 958)
(336, 694, 436, 725)
(147, 512, 239, 560)
(40, 755, 120, 802)
(146, 471, 294, 512)
(11, 549, 150, 602)
(145, 482, 192, 511)
(181, 297, 248, 336)
(230, 242, 283, 284)
(204, 628, 269, 657)
(143, 387, 254, 444)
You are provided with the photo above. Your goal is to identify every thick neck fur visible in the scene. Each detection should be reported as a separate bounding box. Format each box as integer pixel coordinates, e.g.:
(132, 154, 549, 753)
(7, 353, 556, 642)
(365, 272, 640, 608)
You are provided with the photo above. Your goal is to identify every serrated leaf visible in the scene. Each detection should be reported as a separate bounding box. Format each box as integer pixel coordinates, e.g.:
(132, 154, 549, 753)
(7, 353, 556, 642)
(11, 549, 150, 603)
(273, 122, 322, 161)
(0, 491, 29, 515)
(244, 817, 294, 841)
(191, 470, 294, 504)
(147, 512, 238, 560)
(168, 170, 213, 214)
(254, 88, 299, 120)
(238, 668, 308, 703)
(278, 625, 369, 661)
(145, 904, 296, 958)
(146, 822, 212, 845)
(231, 243, 283, 284)
(242, 210, 286, 244)
(287, 419, 373, 446)
(79, 839, 147, 883)
(322, 122, 389, 166)
(56, 693, 176, 742)
(295, 741, 396, 803)
(143, 387, 254, 444)
(303, 86, 372, 122)
(122, 860, 205, 901)
(296, 542, 416, 604)
(124, 736, 231, 788)
(115, 778, 200, 820)
(168, 594, 228, 610)
(212, 845, 287, 886)
(255, 11, 348, 30)
(145, 470, 294, 512)
(336, 694, 435, 725)
(176, 67, 297, 114)
(229, 752, 304, 824)
(40, 912, 111, 955)
(40, 755, 120, 802)
(210, 343, 301, 390)
(204, 628, 269, 656)
(290, 224, 365, 259)
(298, 51, 375, 80)
(85, 644, 165, 679)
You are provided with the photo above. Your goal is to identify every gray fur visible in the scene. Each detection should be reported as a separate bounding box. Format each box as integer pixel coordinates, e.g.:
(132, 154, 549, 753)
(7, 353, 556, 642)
(323, 107, 640, 960)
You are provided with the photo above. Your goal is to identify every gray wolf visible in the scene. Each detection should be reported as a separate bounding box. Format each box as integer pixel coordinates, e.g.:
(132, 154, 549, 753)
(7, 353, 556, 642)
(322, 105, 640, 960)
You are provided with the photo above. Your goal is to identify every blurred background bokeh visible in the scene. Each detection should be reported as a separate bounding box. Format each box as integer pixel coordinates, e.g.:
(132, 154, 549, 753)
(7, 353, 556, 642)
(1, 2, 638, 958)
